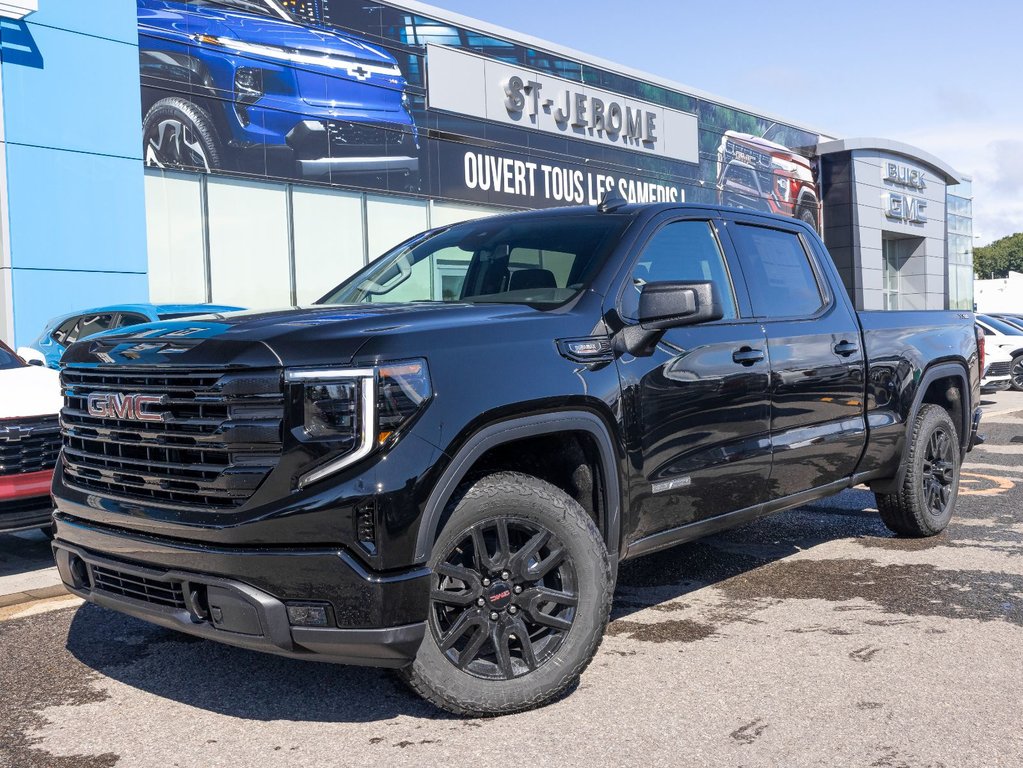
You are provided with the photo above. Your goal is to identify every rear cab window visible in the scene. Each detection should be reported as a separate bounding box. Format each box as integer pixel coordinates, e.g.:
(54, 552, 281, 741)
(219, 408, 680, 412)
(728, 224, 825, 318)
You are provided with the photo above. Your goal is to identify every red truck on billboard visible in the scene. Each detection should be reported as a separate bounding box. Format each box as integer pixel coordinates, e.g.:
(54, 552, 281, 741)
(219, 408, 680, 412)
(716, 129, 820, 231)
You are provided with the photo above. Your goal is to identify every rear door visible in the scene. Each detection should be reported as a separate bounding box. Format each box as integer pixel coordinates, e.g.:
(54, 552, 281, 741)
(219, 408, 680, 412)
(612, 212, 772, 545)
(723, 215, 866, 499)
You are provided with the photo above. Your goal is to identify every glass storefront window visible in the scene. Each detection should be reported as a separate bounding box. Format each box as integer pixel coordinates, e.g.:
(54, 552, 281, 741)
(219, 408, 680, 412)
(292, 186, 365, 304)
(144, 171, 207, 303)
(430, 201, 502, 228)
(206, 178, 291, 308)
(365, 195, 429, 259)
(946, 182, 973, 309)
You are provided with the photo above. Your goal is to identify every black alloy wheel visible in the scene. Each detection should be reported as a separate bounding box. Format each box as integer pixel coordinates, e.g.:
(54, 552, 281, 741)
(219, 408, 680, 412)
(876, 404, 960, 537)
(921, 425, 956, 518)
(429, 516, 578, 681)
(399, 471, 612, 716)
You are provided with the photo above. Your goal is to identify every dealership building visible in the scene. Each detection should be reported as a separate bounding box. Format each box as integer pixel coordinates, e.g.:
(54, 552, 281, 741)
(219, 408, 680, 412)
(0, 0, 974, 349)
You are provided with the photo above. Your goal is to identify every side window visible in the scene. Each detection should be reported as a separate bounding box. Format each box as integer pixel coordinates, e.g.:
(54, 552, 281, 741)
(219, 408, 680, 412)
(114, 313, 150, 329)
(730, 224, 824, 318)
(74, 313, 116, 341)
(52, 317, 79, 345)
(622, 220, 737, 321)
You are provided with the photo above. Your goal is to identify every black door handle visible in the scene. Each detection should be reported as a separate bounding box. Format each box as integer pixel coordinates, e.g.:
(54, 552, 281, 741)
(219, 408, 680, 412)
(834, 340, 859, 357)
(732, 347, 765, 366)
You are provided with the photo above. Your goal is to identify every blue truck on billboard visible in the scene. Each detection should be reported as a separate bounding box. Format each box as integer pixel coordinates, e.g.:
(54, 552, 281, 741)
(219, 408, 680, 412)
(138, 0, 420, 189)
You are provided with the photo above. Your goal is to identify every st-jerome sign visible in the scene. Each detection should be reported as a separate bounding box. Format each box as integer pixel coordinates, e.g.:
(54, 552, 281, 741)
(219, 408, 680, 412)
(426, 45, 699, 164)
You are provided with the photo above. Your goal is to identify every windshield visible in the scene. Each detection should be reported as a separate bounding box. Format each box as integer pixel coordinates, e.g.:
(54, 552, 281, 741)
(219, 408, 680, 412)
(0, 342, 24, 370)
(318, 214, 628, 307)
(980, 315, 1023, 335)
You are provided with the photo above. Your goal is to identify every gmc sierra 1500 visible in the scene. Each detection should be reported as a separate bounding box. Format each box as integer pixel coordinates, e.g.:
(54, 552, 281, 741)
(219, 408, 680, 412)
(51, 199, 981, 716)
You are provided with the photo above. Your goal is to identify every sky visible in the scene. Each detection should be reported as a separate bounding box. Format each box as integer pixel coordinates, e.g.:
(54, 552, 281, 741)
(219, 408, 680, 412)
(429, 0, 1022, 245)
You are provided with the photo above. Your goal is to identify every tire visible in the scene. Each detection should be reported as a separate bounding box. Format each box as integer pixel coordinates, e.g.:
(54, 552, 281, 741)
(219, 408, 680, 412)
(142, 97, 222, 173)
(398, 471, 612, 716)
(1011, 355, 1023, 392)
(797, 204, 819, 232)
(875, 404, 960, 537)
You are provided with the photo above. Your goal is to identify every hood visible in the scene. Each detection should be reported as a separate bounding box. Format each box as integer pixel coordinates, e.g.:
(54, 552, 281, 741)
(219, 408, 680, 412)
(141, 0, 399, 67)
(724, 131, 812, 168)
(217, 13, 397, 66)
(61, 303, 553, 370)
(0, 366, 62, 419)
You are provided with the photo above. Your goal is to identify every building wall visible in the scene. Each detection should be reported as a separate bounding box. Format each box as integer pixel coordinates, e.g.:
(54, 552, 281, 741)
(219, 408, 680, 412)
(0, 0, 148, 348)
(820, 147, 955, 311)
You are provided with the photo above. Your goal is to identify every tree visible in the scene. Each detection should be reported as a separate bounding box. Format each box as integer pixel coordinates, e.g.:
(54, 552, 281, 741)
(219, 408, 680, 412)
(974, 232, 1023, 279)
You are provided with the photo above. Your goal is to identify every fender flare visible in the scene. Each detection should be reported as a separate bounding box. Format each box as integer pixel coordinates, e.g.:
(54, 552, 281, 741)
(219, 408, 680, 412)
(873, 361, 971, 493)
(413, 411, 621, 565)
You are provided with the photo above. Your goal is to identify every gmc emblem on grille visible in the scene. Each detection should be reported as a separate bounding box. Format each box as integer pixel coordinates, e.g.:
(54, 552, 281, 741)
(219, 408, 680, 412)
(86, 392, 166, 422)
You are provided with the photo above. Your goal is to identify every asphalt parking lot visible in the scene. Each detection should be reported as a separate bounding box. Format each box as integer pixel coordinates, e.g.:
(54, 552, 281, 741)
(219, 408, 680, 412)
(2, 391, 1022, 768)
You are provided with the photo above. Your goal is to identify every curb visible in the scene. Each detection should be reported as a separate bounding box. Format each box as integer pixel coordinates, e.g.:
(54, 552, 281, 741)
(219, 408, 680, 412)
(0, 583, 68, 609)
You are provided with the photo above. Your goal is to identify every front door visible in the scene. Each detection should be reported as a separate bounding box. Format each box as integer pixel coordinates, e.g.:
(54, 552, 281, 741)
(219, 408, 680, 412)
(612, 215, 773, 546)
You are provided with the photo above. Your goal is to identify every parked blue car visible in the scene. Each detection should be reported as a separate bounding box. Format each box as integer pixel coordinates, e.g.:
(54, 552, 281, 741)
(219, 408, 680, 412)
(25, 303, 242, 369)
(138, 0, 420, 188)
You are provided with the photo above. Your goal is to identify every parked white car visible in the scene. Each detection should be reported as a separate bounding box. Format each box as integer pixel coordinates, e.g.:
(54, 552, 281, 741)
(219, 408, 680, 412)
(976, 314, 1023, 391)
(980, 341, 1013, 393)
(0, 340, 62, 535)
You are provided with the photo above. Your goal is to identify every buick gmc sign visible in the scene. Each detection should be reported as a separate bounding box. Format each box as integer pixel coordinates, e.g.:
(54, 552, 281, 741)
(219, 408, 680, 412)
(882, 160, 928, 225)
(427, 45, 699, 164)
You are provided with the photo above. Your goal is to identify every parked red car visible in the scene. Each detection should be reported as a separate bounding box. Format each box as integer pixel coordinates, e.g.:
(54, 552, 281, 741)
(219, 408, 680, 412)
(0, 340, 62, 536)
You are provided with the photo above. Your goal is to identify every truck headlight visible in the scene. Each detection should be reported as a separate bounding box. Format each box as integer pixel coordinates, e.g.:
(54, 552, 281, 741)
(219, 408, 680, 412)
(286, 360, 431, 487)
(776, 175, 792, 202)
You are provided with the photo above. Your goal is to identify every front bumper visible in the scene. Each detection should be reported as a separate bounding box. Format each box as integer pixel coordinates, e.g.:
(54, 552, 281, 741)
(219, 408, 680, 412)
(52, 514, 430, 667)
(296, 155, 419, 177)
(0, 496, 53, 533)
(284, 119, 419, 178)
(0, 469, 54, 533)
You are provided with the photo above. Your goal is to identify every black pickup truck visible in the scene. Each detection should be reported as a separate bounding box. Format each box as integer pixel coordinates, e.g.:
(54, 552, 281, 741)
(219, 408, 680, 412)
(51, 200, 982, 716)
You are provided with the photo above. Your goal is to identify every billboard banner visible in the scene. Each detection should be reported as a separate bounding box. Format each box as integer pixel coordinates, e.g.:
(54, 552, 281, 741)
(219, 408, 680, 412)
(137, 0, 822, 226)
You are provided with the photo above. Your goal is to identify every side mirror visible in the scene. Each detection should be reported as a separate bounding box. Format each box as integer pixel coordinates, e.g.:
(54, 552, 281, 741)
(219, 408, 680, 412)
(638, 280, 724, 330)
(616, 280, 724, 356)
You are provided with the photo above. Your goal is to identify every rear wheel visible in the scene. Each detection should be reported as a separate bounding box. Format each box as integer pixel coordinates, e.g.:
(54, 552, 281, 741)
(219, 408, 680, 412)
(398, 471, 612, 716)
(875, 404, 960, 537)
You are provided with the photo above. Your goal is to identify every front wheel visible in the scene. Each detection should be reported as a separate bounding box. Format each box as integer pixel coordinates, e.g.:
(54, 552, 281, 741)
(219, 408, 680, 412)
(398, 471, 612, 716)
(875, 404, 960, 537)
(1011, 355, 1023, 392)
(143, 97, 223, 173)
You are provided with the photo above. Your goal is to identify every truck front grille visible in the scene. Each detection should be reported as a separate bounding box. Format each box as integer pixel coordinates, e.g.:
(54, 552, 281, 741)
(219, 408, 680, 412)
(60, 367, 283, 509)
(326, 120, 415, 156)
(0, 415, 61, 476)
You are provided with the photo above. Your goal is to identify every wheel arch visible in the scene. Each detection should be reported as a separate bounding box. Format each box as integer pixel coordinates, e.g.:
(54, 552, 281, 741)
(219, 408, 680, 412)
(414, 411, 622, 566)
(871, 360, 971, 493)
